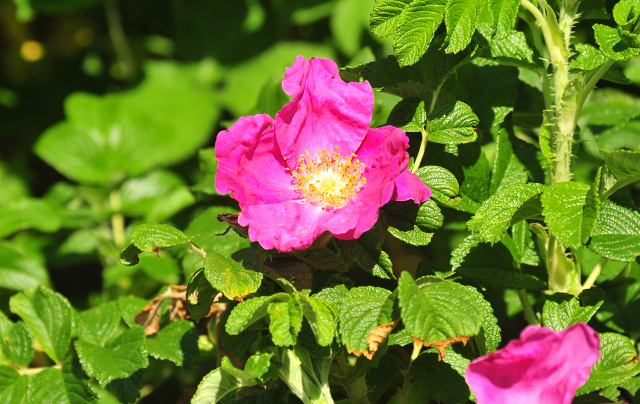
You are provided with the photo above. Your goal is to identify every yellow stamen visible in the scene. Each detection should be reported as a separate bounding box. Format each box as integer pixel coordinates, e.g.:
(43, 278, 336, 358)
(290, 148, 366, 208)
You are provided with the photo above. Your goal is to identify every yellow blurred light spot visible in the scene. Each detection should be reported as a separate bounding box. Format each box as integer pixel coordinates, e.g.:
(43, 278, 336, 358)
(20, 40, 44, 62)
(74, 28, 94, 47)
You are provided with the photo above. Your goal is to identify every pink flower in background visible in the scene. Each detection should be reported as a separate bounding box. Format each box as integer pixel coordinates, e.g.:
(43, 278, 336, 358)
(215, 56, 430, 252)
(465, 323, 606, 404)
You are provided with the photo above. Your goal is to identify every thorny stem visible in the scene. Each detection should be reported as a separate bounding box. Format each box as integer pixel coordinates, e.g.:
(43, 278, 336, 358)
(104, 0, 135, 79)
(517, 289, 540, 326)
(109, 190, 125, 248)
(582, 257, 608, 290)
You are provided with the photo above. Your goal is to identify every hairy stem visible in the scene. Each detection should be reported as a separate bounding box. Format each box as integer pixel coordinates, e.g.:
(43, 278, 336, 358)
(517, 289, 540, 325)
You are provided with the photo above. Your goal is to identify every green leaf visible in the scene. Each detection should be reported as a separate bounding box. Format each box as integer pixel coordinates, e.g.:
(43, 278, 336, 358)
(0, 366, 28, 403)
(383, 199, 442, 246)
(444, 0, 483, 53)
(146, 320, 199, 366)
(34, 62, 219, 185)
(542, 292, 604, 331)
(136, 253, 181, 285)
(393, 0, 446, 66)
(488, 0, 520, 39)
(589, 199, 640, 262)
(191, 366, 258, 404)
(186, 268, 219, 323)
(489, 125, 531, 195)
(570, 43, 607, 71)
(594, 24, 640, 62)
(613, 0, 640, 25)
(0, 313, 34, 368)
(511, 220, 541, 266)
(204, 249, 263, 300)
(398, 272, 484, 344)
(426, 101, 479, 145)
(75, 326, 148, 404)
(451, 234, 546, 289)
(225, 293, 289, 335)
(117, 296, 148, 328)
(336, 226, 394, 279)
(476, 25, 542, 71)
(578, 333, 640, 394)
(299, 296, 336, 347)
(467, 183, 545, 243)
(9, 286, 72, 363)
(76, 301, 121, 347)
(386, 98, 427, 132)
(26, 357, 98, 404)
(411, 351, 470, 404)
(0, 199, 62, 239)
(340, 56, 429, 99)
(119, 170, 195, 222)
(541, 182, 591, 249)
(582, 168, 602, 244)
(130, 223, 189, 253)
(370, 0, 413, 37)
(268, 298, 303, 347)
(421, 34, 482, 92)
(414, 165, 460, 207)
(184, 206, 251, 259)
(330, 0, 371, 56)
(118, 244, 142, 267)
(339, 286, 392, 352)
(0, 242, 50, 292)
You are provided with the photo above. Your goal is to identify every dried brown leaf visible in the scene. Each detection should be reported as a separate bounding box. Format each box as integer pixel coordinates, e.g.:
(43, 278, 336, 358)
(135, 285, 189, 336)
(412, 335, 470, 360)
(348, 320, 397, 360)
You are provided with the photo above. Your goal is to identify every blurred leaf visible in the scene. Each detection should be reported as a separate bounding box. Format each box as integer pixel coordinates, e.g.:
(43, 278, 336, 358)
(146, 320, 199, 367)
(26, 0, 99, 15)
(120, 170, 195, 222)
(330, 0, 372, 56)
(9, 286, 73, 363)
(26, 358, 98, 404)
(582, 89, 640, 126)
(184, 207, 251, 260)
(75, 327, 147, 404)
(35, 61, 219, 186)
(221, 42, 334, 116)
(117, 296, 148, 328)
(192, 148, 219, 195)
(0, 199, 62, 238)
(0, 242, 50, 292)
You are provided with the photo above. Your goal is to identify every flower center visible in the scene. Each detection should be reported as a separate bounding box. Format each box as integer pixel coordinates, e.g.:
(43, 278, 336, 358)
(290, 146, 366, 207)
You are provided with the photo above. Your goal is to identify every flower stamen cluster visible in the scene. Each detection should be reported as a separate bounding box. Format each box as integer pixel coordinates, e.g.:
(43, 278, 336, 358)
(290, 146, 366, 208)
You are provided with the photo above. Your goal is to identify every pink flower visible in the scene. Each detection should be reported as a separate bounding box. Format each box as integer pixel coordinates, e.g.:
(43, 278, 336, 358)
(215, 56, 430, 252)
(465, 323, 604, 404)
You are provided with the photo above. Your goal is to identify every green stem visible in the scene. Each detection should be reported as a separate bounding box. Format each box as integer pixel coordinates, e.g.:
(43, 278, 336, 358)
(104, 0, 135, 78)
(19, 364, 61, 375)
(582, 257, 607, 290)
(517, 289, 540, 325)
(109, 190, 125, 248)
(185, 242, 207, 258)
(520, 0, 564, 67)
(411, 126, 428, 173)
